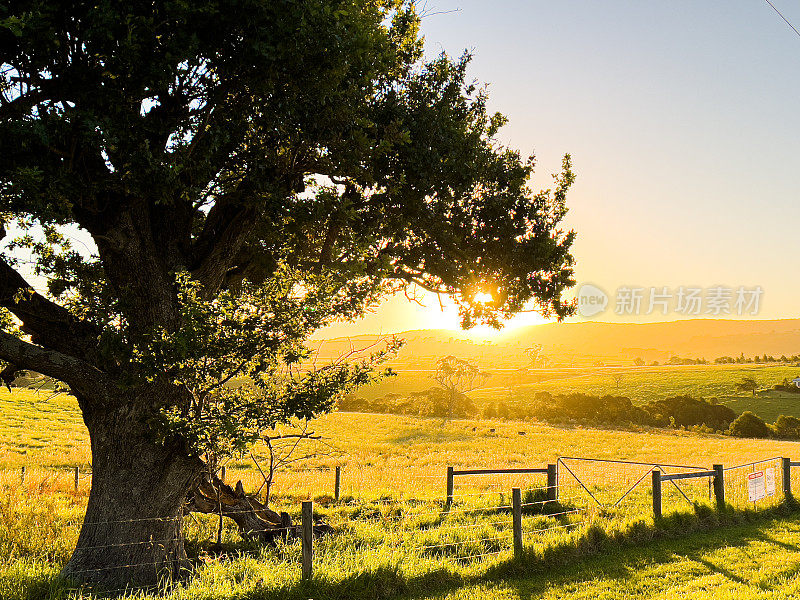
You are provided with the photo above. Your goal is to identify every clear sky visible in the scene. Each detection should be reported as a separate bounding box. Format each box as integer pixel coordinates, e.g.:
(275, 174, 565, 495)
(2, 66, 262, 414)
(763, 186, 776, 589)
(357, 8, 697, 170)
(319, 0, 800, 338)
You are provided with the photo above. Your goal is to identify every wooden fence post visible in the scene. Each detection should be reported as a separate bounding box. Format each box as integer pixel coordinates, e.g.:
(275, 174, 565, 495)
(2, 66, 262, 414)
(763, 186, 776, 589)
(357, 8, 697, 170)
(74, 466, 79, 491)
(783, 457, 792, 501)
(335, 466, 341, 502)
(220, 465, 226, 483)
(20, 465, 25, 486)
(512, 487, 523, 558)
(302, 500, 313, 580)
(547, 464, 558, 502)
(651, 469, 662, 520)
(446, 466, 454, 508)
(713, 464, 725, 510)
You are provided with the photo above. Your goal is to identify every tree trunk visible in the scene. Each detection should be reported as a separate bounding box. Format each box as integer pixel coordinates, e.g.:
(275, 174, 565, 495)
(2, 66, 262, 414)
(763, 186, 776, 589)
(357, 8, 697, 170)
(61, 394, 204, 590)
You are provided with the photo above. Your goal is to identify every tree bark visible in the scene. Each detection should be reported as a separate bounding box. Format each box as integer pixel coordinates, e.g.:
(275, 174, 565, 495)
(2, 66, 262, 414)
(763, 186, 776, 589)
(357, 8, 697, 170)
(61, 393, 204, 589)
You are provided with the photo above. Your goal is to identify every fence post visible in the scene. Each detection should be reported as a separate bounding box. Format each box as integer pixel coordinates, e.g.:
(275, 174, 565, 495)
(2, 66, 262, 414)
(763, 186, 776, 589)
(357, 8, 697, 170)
(20, 465, 25, 486)
(220, 465, 226, 483)
(547, 464, 558, 502)
(446, 466, 454, 508)
(783, 457, 792, 501)
(651, 469, 662, 520)
(74, 466, 79, 491)
(302, 500, 313, 580)
(713, 464, 725, 510)
(334, 466, 341, 502)
(512, 487, 523, 558)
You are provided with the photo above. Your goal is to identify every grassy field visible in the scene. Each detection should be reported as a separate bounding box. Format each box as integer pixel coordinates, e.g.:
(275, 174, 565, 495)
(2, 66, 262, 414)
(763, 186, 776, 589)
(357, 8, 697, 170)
(4, 386, 800, 480)
(362, 363, 800, 421)
(722, 390, 800, 423)
(4, 383, 800, 598)
(422, 514, 800, 600)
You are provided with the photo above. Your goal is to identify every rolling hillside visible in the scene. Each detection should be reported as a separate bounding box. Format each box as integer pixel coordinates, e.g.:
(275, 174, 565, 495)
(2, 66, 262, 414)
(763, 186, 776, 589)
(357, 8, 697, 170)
(313, 319, 800, 369)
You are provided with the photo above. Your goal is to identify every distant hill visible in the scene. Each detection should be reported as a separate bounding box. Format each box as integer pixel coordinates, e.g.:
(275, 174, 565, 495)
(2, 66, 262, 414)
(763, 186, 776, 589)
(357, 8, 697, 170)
(502, 319, 800, 361)
(314, 319, 800, 368)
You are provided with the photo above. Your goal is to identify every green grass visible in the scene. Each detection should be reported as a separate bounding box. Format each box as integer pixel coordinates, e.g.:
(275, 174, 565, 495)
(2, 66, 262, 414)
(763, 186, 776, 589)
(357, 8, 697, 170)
(469, 364, 800, 405)
(363, 363, 800, 425)
(720, 390, 800, 423)
(0, 388, 89, 469)
(5, 377, 800, 598)
(423, 513, 800, 600)
(2, 483, 799, 600)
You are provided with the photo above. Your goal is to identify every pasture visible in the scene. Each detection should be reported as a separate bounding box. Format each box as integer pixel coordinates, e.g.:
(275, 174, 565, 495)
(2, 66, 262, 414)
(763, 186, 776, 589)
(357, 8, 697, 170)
(4, 386, 800, 599)
(363, 363, 800, 419)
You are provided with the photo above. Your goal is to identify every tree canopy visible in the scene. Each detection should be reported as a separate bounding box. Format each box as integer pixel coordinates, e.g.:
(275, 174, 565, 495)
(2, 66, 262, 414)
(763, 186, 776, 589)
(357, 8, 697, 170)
(1, 0, 576, 461)
(0, 0, 576, 585)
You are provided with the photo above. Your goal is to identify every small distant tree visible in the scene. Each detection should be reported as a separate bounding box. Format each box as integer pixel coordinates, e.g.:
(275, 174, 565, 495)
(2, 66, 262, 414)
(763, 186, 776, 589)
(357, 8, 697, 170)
(482, 403, 498, 420)
(497, 400, 511, 420)
(433, 355, 490, 418)
(727, 411, 771, 438)
(524, 344, 542, 368)
(633, 357, 645, 366)
(251, 424, 342, 507)
(735, 377, 759, 396)
(611, 373, 624, 389)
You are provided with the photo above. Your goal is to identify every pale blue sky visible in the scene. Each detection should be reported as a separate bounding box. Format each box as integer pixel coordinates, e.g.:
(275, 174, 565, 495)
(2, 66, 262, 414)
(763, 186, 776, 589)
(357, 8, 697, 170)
(322, 1, 800, 337)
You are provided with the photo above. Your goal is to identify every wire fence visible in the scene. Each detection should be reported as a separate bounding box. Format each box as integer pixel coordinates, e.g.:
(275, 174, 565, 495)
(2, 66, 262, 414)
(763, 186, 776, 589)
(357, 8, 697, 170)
(3, 453, 800, 594)
(724, 456, 785, 509)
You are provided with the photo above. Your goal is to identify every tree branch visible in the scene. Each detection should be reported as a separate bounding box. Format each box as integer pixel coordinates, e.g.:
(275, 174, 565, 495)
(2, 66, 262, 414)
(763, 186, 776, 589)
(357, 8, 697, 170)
(0, 257, 100, 362)
(0, 329, 113, 404)
(389, 268, 449, 294)
(191, 196, 257, 295)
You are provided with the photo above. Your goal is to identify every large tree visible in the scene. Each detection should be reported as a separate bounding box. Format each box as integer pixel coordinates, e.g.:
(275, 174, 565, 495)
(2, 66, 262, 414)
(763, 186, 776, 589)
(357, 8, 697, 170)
(0, 0, 576, 588)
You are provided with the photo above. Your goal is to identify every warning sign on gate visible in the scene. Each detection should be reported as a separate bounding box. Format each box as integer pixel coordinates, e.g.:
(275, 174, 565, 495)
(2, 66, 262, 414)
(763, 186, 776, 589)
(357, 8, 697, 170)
(748, 471, 766, 502)
(766, 467, 776, 496)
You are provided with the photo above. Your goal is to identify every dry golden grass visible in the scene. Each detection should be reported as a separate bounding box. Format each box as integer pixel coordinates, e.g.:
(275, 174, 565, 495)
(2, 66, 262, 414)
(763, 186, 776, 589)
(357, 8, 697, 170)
(4, 385, 800, 500)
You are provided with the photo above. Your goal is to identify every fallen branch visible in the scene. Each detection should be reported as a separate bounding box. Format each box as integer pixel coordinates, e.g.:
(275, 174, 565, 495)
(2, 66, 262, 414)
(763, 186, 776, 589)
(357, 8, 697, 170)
(185, 473, 332, 545)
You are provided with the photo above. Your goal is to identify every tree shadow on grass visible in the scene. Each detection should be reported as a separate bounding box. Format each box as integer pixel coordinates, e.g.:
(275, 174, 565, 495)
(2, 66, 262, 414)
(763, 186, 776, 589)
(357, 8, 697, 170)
(41, 505, 800, 600)
(230, 505, 800, 600)
(480, 514, 800, 600)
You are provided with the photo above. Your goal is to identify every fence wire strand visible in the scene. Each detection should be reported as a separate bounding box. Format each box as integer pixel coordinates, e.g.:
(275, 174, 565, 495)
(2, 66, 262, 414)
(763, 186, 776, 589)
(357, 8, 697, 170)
(3, 454, 797, 589)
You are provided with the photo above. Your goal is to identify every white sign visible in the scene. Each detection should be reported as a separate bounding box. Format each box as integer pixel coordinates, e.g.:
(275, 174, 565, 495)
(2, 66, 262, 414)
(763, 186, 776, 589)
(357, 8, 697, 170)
(766, 467, 776, 496)
(748, 471, 766, 502)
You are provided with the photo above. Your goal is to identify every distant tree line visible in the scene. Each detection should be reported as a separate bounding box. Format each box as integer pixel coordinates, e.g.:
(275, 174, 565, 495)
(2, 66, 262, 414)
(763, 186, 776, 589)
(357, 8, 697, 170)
(339, 391, 800, 441)
(634, 356, 711, 366)
(635, 353, 800, 366)
(338, 387, 477, 418)
(714, 353, 800, 364)
(666, 356, 709, 365)
(481, 393, 736, 431)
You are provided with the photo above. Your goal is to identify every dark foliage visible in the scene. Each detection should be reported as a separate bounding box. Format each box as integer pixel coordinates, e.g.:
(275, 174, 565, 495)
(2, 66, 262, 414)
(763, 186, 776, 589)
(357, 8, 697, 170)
(643, 395, 737, 430)
(727, 411, 772, 439)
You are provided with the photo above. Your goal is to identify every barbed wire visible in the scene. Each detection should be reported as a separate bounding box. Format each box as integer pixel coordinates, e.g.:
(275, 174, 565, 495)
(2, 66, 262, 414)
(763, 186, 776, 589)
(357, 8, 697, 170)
(4, 454, 797, 574)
